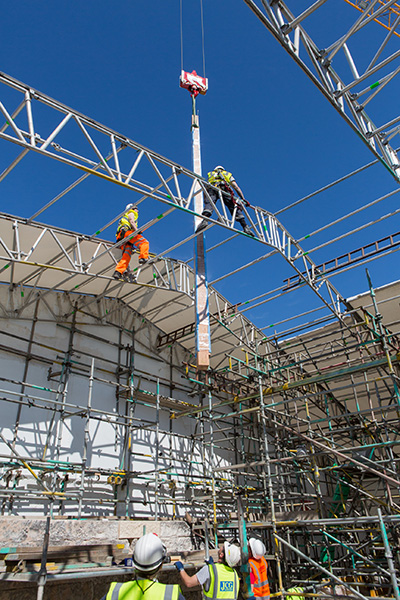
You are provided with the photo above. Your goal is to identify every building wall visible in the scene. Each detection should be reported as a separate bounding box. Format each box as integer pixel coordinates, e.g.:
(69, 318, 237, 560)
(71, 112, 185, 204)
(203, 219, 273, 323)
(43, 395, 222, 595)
(0, 287, 236, 519)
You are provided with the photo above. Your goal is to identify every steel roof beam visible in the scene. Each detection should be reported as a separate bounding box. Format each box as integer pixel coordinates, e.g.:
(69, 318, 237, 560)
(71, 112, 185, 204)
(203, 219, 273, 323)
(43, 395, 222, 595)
(243, 0, 400, 179)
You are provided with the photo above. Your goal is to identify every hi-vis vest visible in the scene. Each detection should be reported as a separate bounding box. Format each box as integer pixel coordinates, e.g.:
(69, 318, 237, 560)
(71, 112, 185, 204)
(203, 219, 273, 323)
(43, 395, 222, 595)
(106, 579, 180, 600)
(203, 563, 239, 600)
(207, 170, 234, 188)
(117, 208, 139, 235)
(286, 588, 305, 600)
(249, 557, 270, 600)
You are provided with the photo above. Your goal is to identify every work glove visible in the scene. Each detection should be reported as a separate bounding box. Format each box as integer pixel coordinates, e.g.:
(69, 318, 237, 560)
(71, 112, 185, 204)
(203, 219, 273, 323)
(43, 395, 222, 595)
(205, 556, 214, 565)
(175, 561, 184, 572)
(243, 199, 251, 207)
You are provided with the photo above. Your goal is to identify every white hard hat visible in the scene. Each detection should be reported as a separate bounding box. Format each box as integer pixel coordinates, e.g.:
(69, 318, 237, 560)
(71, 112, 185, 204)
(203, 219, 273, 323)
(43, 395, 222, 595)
(249, 537, 266, 559)
(132, 533, 166, 572)
(214, 165, 224, 171)
(125, 203, 136, 212)
(224, 541, 241, 567)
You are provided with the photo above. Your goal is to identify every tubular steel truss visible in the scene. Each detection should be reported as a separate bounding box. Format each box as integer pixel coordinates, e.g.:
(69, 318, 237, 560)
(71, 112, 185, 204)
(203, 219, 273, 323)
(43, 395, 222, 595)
(0, 33, 400, 598)
(344, 0, 400, 37)
(0, 71, 347, 322)
(243, 0, 400, 182)
(0, 213, 193, 304)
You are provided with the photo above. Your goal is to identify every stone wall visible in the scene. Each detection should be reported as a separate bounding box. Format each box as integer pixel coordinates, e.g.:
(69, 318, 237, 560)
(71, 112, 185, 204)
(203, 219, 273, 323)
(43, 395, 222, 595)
(0, 567, 202, 600)
(0, 517, 197, 600)
(0, 517, 193, 554)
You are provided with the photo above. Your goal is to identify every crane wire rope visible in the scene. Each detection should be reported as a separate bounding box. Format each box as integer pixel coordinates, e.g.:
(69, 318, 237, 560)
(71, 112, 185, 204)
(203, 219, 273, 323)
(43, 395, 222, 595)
(180, 0, 184, 72)
(180, 0, 207, 77)
(200, 0, 206, 77)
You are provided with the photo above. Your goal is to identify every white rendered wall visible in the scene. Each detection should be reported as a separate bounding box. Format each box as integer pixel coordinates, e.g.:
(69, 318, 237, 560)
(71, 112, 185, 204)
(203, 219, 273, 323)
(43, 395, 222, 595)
(0, 287, 238, 518)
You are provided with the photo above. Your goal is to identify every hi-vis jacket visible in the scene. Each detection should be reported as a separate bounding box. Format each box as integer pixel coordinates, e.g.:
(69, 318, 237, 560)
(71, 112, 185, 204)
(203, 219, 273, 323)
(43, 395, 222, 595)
(106, 580, 180, 600)
(249, 557, 270, 600)
(207, 170, 235, 188)
(117, 208, 139, 235)
(286, 588, 305, 600)
(203, 563, 239, 600)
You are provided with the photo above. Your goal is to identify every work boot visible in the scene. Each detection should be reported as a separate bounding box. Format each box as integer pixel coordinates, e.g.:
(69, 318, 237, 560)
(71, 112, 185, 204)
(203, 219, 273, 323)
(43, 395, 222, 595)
(243, 225, 255, 237)
(196, 211, 212, 233)
(138, 258, 148, 265)
(196, 219, 208, 233)
(113, 270, 124, 281)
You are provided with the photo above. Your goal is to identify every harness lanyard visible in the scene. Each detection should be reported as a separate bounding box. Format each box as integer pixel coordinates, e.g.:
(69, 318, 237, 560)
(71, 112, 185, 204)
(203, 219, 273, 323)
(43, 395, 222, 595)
(222, 183, 236, 205)
(216, 172, 236, 206)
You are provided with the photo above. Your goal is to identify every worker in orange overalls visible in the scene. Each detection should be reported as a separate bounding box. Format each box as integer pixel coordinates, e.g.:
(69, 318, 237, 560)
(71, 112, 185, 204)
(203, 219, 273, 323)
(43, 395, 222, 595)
(248, 538, 270, 600)
(113, 203, 149, 281)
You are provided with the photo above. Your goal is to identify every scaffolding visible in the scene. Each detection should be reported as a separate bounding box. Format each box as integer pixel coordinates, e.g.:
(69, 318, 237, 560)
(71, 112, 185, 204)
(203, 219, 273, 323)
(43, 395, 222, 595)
(0, 16, 400, 593)
(1, 230, 400, 598)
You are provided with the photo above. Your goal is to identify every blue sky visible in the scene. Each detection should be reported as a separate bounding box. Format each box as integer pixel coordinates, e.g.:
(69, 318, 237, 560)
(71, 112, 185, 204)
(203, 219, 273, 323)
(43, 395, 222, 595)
(1, 1, 399, 336)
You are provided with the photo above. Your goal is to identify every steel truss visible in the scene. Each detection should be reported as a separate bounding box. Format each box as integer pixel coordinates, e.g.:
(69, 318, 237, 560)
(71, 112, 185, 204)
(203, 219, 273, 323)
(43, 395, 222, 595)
(0, 71, 348, 322)
(0, 212, 193, 301)
(0, 37, 399, 598)
(243, 0, 400, 182)
(284, 230, 400, 288)
(0, 214, 271, 355)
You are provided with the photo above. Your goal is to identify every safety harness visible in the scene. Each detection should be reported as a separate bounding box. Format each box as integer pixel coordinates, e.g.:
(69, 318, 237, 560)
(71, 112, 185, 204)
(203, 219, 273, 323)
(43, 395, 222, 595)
(208, 170, 238, 206)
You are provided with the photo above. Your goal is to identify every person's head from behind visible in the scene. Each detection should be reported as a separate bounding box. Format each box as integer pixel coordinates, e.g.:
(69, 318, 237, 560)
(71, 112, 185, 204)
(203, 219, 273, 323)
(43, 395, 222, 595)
(132, 533, 167, 578)
(248, 537, 266, 560)
(218, 541, 241, 567)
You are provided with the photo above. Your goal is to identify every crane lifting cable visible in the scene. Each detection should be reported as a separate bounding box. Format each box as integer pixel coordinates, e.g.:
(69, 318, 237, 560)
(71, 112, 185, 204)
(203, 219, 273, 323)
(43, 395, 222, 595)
(179, 0, 210, 371)
(179, 0, 207, 96)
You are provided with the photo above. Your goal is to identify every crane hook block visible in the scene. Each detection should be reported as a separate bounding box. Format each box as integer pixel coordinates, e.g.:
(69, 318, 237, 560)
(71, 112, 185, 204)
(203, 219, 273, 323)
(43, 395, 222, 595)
(179, 70, 208, 98)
